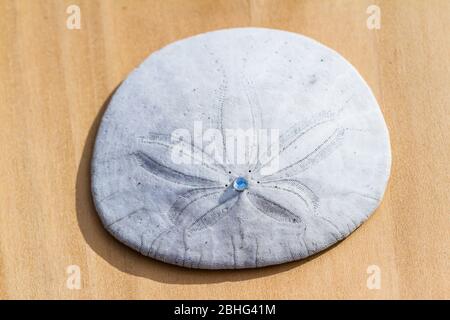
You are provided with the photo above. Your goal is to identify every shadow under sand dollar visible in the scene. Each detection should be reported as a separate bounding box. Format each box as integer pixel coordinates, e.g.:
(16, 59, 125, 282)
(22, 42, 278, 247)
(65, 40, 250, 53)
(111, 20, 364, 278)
(75, 89, 339, 284)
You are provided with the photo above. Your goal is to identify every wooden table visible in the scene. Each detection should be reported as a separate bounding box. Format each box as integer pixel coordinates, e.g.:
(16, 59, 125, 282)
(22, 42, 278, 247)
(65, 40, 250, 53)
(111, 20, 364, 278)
(1, 0, 449, 299)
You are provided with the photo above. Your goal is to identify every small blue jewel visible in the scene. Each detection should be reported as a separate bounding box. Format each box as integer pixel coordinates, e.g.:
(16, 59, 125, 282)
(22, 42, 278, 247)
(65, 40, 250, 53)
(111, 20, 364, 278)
(233, 177, 248, 191)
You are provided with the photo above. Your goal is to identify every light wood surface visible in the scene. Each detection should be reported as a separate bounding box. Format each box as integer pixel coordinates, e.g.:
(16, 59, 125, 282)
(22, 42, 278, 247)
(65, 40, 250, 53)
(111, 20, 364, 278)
(0, 0, 449, 299)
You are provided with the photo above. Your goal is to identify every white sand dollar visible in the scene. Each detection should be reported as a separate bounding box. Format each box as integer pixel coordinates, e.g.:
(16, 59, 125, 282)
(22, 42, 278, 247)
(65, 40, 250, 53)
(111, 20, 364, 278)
(91, 28, 391, 269)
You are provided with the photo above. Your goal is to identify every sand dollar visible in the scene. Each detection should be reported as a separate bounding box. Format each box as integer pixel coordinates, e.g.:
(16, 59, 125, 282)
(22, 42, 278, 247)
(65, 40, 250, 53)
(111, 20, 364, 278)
(91, 28, 391, 269)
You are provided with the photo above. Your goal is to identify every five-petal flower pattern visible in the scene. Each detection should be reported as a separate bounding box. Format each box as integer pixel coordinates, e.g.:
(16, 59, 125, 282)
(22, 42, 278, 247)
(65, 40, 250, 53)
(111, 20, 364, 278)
(132, 95, 345, 234)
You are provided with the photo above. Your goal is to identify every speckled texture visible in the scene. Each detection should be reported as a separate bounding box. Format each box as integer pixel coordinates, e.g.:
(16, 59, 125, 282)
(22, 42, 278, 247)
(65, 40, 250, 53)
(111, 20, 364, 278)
(91, 28, 391, 269)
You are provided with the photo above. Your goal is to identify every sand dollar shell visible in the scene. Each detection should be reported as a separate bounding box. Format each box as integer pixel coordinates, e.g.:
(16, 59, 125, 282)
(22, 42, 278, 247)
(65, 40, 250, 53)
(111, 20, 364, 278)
(91, 28, 391, 269)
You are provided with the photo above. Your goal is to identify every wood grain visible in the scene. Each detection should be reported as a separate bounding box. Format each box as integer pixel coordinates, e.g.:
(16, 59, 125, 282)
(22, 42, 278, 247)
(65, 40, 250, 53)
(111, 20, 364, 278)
(0, 0, 449, 299)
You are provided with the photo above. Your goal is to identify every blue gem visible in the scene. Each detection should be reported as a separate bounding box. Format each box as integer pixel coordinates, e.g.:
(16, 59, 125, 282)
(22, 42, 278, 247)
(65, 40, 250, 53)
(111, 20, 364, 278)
(233, 177, 248, 191)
